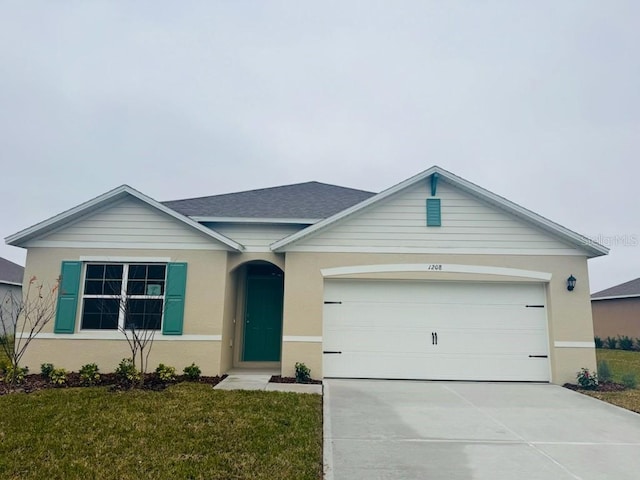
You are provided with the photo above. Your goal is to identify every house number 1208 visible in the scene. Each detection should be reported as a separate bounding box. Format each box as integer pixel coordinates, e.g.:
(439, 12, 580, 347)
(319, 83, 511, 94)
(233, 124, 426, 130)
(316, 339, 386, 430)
(427, 264, 443, 271)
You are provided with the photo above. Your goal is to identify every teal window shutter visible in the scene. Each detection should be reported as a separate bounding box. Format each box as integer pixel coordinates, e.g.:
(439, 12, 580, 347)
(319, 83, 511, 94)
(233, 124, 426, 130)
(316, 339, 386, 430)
(54, 261, 82, 333)
(426, 198, 441, 227)
(163, 262, 187, 335)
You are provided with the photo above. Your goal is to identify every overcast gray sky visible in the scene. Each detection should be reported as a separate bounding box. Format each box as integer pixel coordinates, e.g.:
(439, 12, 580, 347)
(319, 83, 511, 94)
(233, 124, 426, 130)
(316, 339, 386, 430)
(1, 1, 638, 293)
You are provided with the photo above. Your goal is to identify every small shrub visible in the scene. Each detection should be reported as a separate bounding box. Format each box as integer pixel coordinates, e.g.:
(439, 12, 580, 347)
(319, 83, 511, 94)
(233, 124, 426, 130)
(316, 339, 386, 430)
(41, 363, 55, 378)
(576, 368, 598, 390)
(636, 338, 640, 351)
(49, 368, 67, 386)
(597, 360, 612, 382)
(295, 362, 311, 383)
(594, 336, 603, 348)
(618, 335, 634, 351)
(621, 372, 638, 389)
(79, 363, 101, 386)
(183, 363, 201, 381)
(155, 363, 176, 382)
(604, 336, 617, 349)
(115, 358, 140, 385)
(3, 365, 29, 385)
(0, 357, 9, 373)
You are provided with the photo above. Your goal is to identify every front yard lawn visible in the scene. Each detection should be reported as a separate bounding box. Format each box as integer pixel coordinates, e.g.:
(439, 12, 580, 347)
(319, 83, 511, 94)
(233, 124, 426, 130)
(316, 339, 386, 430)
(582, 349, 640, 414)
(0, 383, 322, 479)
(596, 348, 640, 383)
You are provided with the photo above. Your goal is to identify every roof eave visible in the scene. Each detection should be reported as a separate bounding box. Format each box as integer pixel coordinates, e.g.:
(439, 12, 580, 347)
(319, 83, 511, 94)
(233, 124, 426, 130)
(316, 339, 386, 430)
(5, 185, 244, 252)
(591, 294, 640, 301)
(192, 216, 321, 224)
(270, 166, 609, 256)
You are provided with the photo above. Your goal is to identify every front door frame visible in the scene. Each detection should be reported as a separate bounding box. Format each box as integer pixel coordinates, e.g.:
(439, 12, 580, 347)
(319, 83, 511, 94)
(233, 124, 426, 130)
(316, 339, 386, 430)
(232, 261, 284, 369)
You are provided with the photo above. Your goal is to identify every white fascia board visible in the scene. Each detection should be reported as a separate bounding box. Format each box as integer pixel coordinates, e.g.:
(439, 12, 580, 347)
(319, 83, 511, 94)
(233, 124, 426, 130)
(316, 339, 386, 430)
(591, 294, 640, 301)
(5, 185, 244, 252)
(270, 166, 609, 258)
(192, 216, 320, 224)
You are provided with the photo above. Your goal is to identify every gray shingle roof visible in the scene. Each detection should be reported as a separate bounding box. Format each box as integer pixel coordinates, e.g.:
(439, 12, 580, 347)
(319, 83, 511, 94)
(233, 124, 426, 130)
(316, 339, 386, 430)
(0, 257, 24, 285)
(591, 277, 640, 299)
(162, 181, 376, 219)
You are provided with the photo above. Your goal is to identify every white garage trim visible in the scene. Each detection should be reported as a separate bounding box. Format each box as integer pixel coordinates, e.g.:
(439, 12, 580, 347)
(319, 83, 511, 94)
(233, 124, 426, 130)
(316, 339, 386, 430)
(554, 341, 595, 348)
(321, 263, 552, 281)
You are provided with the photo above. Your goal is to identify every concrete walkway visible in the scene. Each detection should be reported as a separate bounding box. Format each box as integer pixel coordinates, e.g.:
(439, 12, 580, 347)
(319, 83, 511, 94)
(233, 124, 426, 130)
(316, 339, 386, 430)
(324, 379, 640, 480)
(214, 371, 322, 394)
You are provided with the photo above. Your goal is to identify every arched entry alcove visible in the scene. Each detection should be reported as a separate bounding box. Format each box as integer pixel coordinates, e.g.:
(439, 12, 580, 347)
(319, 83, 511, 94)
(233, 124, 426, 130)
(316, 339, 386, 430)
(231, 260, 284, 367)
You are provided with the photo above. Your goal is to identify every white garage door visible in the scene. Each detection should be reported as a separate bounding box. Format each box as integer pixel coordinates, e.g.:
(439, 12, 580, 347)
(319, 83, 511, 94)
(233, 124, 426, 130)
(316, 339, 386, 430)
(323, 280, 550, 381)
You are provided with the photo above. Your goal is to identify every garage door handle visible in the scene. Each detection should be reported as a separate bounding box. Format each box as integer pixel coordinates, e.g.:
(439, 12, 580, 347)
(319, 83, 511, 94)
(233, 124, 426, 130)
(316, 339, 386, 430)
(432, 332, 438, 345)
(323, 351, 342, 354)
(529, 355, 548, 358)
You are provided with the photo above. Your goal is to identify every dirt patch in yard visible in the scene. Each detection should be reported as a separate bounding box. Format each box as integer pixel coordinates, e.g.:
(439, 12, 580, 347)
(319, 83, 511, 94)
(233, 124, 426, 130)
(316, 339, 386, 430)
(270, 375, 322, 385)
(563, 381, 627, 393)
(0, 373, 226, 396)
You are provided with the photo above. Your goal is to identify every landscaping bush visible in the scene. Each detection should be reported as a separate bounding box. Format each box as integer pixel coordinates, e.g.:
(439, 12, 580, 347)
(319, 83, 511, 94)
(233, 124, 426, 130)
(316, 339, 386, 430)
(605, 336, 618, 349)
(0, 357, 9, 373)
(2, 365, 29, 384)
(155, 363, 176, 382)
(295, 362, 311, 383)
(183, 363, 201, 381)
(41, 363, 55, 378)
(115, 358, 141, 386)
(49, 368, 67, 386)
(597, 360, 612, 382)
(576, 368, 598, 390)
(636, 338, 640, 351)
(594, 336, 603, 348)
(79, 363, 101, 386)
(618, 335, 634, 351)
(621, 372, 638, 389)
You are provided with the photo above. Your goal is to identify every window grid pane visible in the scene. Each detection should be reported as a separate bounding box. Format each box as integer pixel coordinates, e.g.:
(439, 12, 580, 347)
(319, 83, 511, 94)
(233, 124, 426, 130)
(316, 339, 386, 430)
(81, 263, 165, 331)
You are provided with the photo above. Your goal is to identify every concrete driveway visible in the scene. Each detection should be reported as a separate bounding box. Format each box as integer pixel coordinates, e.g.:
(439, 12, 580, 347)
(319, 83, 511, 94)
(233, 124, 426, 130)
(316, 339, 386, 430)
(324, 379, 640, 480)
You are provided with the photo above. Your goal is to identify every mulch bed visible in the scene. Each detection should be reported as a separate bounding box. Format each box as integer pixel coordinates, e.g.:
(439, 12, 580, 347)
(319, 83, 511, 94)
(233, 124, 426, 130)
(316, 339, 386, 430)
(0, 373, 226, 396)
(563, 381, 627, 393)
(270, 375, 322, 385)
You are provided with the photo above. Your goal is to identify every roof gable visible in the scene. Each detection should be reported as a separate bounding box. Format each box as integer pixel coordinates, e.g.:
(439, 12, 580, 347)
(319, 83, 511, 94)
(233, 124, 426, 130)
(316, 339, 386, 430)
(270, 166, 609, 258)
(162, 181, 375, 220)
(592, 277, 640, 300)
(5, 185, 243, 251)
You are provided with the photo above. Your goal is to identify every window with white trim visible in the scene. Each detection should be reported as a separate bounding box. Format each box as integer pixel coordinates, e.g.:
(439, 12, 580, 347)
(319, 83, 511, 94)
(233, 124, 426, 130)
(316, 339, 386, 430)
(80, 263, 167, 330)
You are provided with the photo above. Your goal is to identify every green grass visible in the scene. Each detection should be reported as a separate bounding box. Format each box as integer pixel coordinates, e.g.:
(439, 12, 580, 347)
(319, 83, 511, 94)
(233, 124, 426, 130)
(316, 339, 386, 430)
(596, 348, 640, 385)
(0, 384, 322, 479)
(586, 349, 640, 414)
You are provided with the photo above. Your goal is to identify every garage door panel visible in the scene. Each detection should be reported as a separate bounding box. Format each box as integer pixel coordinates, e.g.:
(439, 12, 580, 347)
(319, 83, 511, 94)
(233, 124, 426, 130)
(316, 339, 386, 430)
(324, 281, 546, 306)
(324, 352, 549, 381)
(326, 304, 545, 331)
(323, 280, 550, 382)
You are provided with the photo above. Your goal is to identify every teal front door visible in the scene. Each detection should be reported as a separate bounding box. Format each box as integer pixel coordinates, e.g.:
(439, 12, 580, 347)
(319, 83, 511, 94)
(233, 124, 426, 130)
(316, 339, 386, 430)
(242, 273, 284, 361)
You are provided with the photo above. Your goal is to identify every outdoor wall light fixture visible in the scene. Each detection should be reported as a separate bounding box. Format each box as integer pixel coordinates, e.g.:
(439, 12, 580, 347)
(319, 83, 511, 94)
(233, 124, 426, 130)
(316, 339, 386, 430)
(567, 274, 577, 292)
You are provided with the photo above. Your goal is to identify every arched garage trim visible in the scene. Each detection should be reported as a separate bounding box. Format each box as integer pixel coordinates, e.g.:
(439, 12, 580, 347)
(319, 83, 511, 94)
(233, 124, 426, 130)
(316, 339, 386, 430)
(321, 263, 552, 281)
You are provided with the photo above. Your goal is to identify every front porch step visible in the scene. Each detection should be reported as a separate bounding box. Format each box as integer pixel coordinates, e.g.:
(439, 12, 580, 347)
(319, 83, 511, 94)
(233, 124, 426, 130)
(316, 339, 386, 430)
(213, 374, 272, 391)
(213, 373, 322, 394)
